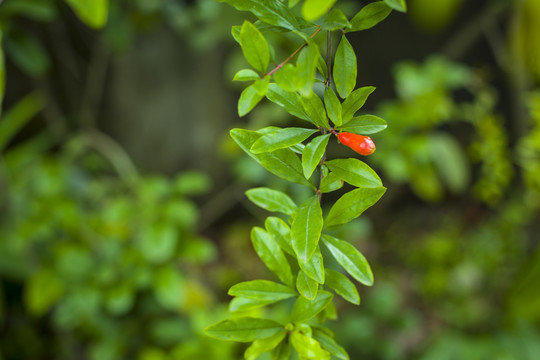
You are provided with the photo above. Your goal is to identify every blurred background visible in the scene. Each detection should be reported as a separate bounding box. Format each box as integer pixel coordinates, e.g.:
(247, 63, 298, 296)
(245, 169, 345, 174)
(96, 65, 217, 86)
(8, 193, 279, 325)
(1, 0, 540, 359)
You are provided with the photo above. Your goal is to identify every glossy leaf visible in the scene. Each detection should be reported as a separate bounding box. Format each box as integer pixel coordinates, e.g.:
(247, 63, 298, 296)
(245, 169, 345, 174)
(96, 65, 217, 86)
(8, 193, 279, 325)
(238, 79, 268, 116)
(384, 0, 407, 13)
(341, 86, 376, 123)
(301, 93, 330, 129)
(324, 187, 386, 228)
(274, 63, 298, 92)
(336, 114, 387, 134)
(312, 327, 350, 360)
(325, 158, 382, 188)
(204, 317, 284, 342)
(240, 21, 270, 73)
(292, 196, 324, 263)
(321, 235, 374, 286)
(298, 246, 324, 284)
(296, 42, 320, 97)
(324, 268, 360, 305)
(266, 84, 311, 122)
(302, 0, 337, 22)
(320, 172, 344, 193)
(302, 134, 331, 179)
(218, 0, 300, 32)
(233, 69, 260, 81)
(322, 8, 351, 31)
(290, 290, 333, 322)
(324, 87, 343, 126)
(333, 36, 357, 99)
(348, 2, 392, 32)
(251, 127, 317, 154)
(252, 227, 294, 287)
(296, 270, 318, 300)
(229, 297, 277, 312)
(246, 187, 297, 215)
(265, 217, 295, 256)
(229, 280, 297, 301)
(245, 330, 287, 360)
(64, 0, 108, 29)
(291, 331, 331, 360)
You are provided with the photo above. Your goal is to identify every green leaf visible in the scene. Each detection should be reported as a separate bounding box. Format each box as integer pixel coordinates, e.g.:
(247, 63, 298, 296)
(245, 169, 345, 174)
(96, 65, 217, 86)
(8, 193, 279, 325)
(321, 235, 373, 286)
(229, 297, 277, 312)
(324, 87, 343, 126)
(324, 268, 360, 305)
(347, 2, 392, 32)
(218, 0, 301, 32)
(296, 270, 318, 300)
(252, 227, 295, 287)
(246, 187, 298, 215)
(291, 331, 331, 360)
(0, 30, 4, 118)
(138, 224, 179, 264)
(0, 0, 57, 22)
(333, 36, 357, 99)
(251, 127, 317, 154)
(240, 21, 270, 73)
(320, 172, 344, 193)
(290, 290, 333, 322)
(292, 196, 324, 263)
(266, 84, 311, 122)
(274, 63, 298, 92)
(298, 246, 324, 284)
(24, 269, 64, 316)
(384, 0, 407, 13)
(341, 86, 376, 123)
(336, 114, 387, 134)
(325, 158, 382, 188)
(429, 133, 470, 194)
(4, 33, 50, 77)
(230, 129, 313, 187)
(64, 0, 108, 29)
(302, 134, 331, 179)
(153, 266, 186, 311)
(234, 69, 260, 81)
(317, 55, 328, 80)
(238, 79, 268, 116)
(301, 0, 337, 22)
(245, 330, 288, 360)
(289, 0, 301, 7)
(265, 217, 295, 256)
(271, 340, 292, 360)
(312, 327, 350, 360)
(322, 8, 351, 31)
(229, 280, 297, 301)
(204, 317, 284, 342)
(301, 93, 330, 129)
(296, 42, 320, 97)
(324, 187, 386, 228)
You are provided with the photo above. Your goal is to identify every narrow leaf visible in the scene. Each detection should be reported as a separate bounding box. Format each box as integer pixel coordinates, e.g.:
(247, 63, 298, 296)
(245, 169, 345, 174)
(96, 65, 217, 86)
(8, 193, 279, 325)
(301, 0, 337, 22)
(325, 158, 382, 188)
(229, 297, 277, 312)
(322, 8, 351, 31)
(296, 270, 318, 300)
(246, 187, 297, 215)
(233, 69, 260, 82)
(265, 217, 295, 256)
(302, 134, 331, 179)
(324, 87, 343, 126)
(245, 330, 287, 360)
(341, 86, 376, 123)
(266, 83, 311, 122)
(229, 280, 297, 301)
(296, 42, 320, 97)
(320, 172, 344, 193)
(291, 331, 331, 360)
(324, 268, 360, 305)
(384, 0, 407, 13)
(290, 290, 333, 322)
(333, 36, 357, 99)
(348, 2, 392, 32)
(298, 246, 324, 284)
(240, 21, 270, 73)
(219, 0, 301, 32)
(64, 0, 108, 29)
(336, 114, 387, 134)
(238, 80, 267, 116)
(301, 93, 330, 129)
(321, 235, 373, 286)
(251, 127, 317, 154)
(252, 227, 294, 287)
(292, 196, 324, 263)
(324, 187, 386, 228)
(204, 317, 283, 342)
(312, 327, 350, 360)
(271, 340, 292, 360)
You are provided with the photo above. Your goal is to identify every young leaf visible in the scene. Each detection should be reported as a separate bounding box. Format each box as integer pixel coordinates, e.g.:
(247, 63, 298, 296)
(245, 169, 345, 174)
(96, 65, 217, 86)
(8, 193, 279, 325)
(240, 21, 270, 73)
(324, 87, 343, 126)
(301, 0, 337, 22)
(384, 0, 407, 13)
(347, 2, 392, 32)
(336, 114, 387, 134)
(290, 290, 333, 322)
(246, 187, 297, 215)
(251, 127, 317, 154)
(302, 134, 331, 179)
(324, 187, 386, 228)
(296, 270, 318, 300)
(238, 79, 268, 116)
(290, 331, 331, 360)
(324, 268, 360, 305)
(298, 246, 324, 284)
(301, 93, 330, 129)
(341, 86, 376, 123)
(229, 280, 297, 301)
(204, 317, 284, 342)
(333, 36, 357, 99)
(252, 227, 294, 287)
(296, 42, 320, 97)
(245, 330, 287, 360)
(292, 196, 324, 263)
(321, 235, 374, 286)
(312, 327, 350, 360)
(233, 69, 260, 82)
(271, 340, 292, 360)
(219, 0, 301, 32)
(325, 158, 382, 188)
(322, 8, 351, 31)
(274, 63, 298, 92)
(320, 172, 344, 193)
(229, 297, 277, 312)
(266, 83, 311, 122)
(265, 217, 295, 256)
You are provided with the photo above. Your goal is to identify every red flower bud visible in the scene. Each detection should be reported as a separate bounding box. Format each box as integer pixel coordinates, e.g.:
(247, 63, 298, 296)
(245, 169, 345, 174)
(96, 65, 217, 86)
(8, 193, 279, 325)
(337, 132, 376, 156)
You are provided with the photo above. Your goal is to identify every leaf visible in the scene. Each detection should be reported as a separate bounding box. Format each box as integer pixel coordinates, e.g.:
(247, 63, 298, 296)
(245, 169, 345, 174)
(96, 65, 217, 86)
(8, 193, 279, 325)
(324, 187, 386, 228)
(320, 172, 344, 193)
(153, 266, 186, 311)
(229, 297, 278, 312)
(302, 134, 331, 179)
(301, 93, 330, 129)
(290, 331, 331, 360)
(324, 268, 360, 305)
(312, 327, 350, 360)
(4, 33, 50, 77)
(341, 86, 376, 123)
(246, 187, 298, 215)
(238, 79, 268, 116)
(0, 92, 45, 151)
(301, 0, 337, 22)
(321, 235, 373, 286)
(0, 30, 4, 119)
(218, 0, 301, 32)
(289, 0, 301, 7)
(296, 270, 318, 300)
(251, 127, 317, 153)
(229, 280, 297, 301)
(384, 0, 407, 13)
(64, 0, 108, 29)
(204, 317, 284, 342)
(296, 42, 320, 97)
(290, 290, 333, 322)
(348, 2, 392, 32)
(322, 8, 351, 31)
(245, 330, 287, 360)
(24, 269, 64, 316)
(292, 196, 324, 263)
(336, 115, 387, 134)
(325, 158, 382, 188)
(333, 36, 357, 99)
(266, 83, 310, 122)
(230, 129, 313, 187)
(429, 133, 470, 194)
(274, 63, 298, 92)
(271, 340, 292, 360)
(234, 69, 261, 81)
(240, 21, 270, 73)
(265, 217, 295, 256)
(298, 246, 324, 284)
(252, 227, 294, 287)
(324, 87, 343, 126)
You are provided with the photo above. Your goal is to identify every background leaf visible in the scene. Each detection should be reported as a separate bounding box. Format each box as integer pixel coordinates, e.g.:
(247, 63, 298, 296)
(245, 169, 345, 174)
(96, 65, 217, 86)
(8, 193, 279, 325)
(64, 0, 109, 29)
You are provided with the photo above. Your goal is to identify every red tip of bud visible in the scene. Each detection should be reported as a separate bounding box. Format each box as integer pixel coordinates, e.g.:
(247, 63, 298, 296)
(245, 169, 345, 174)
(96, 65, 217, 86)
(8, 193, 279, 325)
(337, 132, 376, 156)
